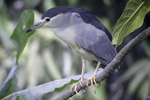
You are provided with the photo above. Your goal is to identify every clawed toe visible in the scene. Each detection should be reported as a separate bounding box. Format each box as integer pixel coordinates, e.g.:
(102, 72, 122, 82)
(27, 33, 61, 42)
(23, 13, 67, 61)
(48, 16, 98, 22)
(70, 80, 84, 95)
(71, 75, 98, 94)
(86, 75, 97, 92)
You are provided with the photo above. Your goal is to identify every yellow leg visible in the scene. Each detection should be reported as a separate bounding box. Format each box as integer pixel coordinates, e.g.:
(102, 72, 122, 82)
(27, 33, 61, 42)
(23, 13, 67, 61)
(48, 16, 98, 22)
(70, 58, 86, 94)
(81, 59, 86, 82)
(86, 62, 101, 92)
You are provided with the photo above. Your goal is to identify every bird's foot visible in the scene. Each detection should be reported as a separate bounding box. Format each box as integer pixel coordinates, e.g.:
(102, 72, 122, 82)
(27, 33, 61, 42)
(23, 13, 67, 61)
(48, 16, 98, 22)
(86, 74, 97, 93)
(70, 79, 85, 95)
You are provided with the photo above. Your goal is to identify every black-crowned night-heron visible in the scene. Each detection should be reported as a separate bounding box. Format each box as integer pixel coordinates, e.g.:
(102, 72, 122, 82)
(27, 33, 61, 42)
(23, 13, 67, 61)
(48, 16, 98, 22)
(26, 6, 119, 93)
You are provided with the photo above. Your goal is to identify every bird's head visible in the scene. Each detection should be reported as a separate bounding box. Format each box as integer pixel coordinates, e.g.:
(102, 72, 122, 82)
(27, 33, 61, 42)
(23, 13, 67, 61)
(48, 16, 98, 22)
(25, 7, 87, 33)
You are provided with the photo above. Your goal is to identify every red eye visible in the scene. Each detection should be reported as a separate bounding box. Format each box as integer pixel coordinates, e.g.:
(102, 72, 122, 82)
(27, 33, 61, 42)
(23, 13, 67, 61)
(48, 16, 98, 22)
(46, 18, 50, 22)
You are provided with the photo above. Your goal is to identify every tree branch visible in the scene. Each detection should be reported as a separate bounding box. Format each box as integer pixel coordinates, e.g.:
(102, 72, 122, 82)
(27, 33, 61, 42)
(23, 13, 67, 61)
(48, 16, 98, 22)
(55, 27, 150, 100)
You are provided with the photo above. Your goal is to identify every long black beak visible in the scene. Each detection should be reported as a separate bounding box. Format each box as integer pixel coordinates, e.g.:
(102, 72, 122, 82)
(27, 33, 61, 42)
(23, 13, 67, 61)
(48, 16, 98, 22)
(25, 21, 45, 33)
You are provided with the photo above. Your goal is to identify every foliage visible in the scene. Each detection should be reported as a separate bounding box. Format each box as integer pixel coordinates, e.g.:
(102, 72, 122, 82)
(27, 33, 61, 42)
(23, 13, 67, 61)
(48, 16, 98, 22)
(0, 10, 35, 99)
(2, 69, 104, 100)
(0, 59, 18, 99)
(112, 0, 150, 46)
(10, 10, 35, 60)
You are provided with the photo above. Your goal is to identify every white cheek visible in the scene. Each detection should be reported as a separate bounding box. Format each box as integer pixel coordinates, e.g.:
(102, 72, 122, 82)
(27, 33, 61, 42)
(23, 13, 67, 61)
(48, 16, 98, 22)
(50, 18, 63, 28)
(48, 13, 71, 28)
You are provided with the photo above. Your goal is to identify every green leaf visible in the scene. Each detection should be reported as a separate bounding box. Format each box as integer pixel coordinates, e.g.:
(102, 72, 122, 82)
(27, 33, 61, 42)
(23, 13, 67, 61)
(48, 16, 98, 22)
(10, 10, 34, 60)
(0, 59, 19, 99)
(0, 10, 34, 99)
(112, 0, 150, 46)
(2, 68, 104, 100)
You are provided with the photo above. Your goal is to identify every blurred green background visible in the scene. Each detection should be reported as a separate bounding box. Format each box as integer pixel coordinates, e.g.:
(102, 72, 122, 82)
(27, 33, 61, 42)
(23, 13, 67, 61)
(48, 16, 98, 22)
(0, 0, 150, 100)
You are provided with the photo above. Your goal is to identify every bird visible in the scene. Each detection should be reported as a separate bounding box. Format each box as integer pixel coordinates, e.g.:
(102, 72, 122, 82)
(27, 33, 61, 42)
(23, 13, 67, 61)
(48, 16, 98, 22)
(25, 6, 119, 94)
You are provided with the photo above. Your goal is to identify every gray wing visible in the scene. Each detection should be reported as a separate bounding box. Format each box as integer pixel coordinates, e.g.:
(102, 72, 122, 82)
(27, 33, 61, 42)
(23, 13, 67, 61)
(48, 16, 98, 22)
(75, 28, 117, 65)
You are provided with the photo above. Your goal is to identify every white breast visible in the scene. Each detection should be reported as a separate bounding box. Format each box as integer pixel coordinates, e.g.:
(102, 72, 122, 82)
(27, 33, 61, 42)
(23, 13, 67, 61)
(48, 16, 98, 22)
(52, 25, 97, 61)
(53, 25, 78, 49)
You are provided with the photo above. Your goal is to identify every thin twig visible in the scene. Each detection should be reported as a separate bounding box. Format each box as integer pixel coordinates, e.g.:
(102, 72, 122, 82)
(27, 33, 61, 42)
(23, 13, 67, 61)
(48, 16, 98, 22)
(55, 27, 150, 100)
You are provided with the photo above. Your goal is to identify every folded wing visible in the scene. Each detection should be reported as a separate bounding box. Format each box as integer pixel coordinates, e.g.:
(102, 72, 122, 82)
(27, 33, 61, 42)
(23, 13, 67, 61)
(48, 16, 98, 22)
(75, 27, 117, 65)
